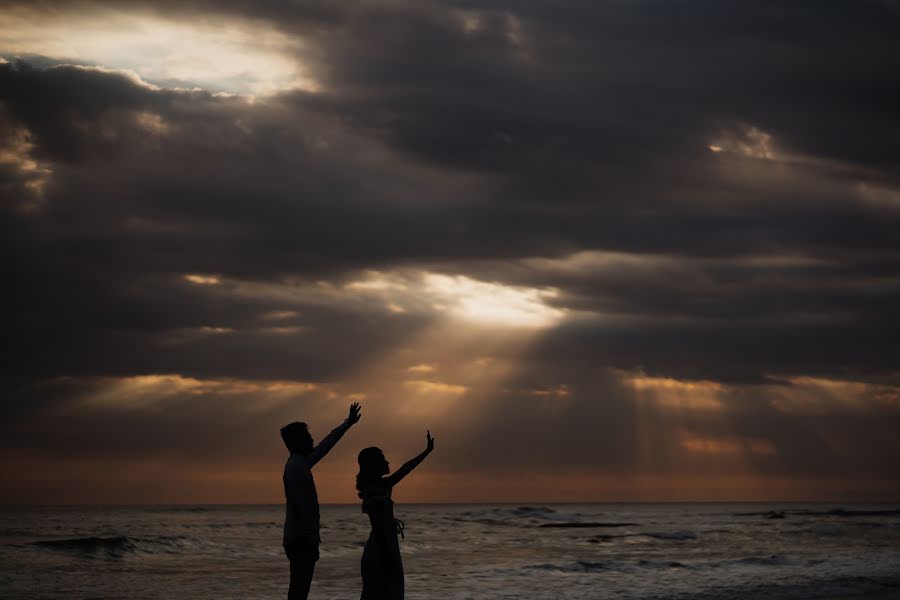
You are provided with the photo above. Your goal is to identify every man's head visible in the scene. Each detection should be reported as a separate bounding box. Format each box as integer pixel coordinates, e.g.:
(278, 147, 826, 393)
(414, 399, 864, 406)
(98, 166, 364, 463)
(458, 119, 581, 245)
(281, 421, 314, 455)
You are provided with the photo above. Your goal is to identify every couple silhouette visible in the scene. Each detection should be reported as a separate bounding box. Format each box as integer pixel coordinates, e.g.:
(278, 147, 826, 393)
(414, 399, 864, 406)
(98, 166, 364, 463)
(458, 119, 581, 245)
(281, 402, 434, 600)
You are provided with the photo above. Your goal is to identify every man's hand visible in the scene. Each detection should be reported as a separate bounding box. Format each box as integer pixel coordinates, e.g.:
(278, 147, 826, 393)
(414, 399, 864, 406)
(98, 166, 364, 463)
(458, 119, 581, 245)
(425, 429, 434, 453)
(348, 402, 362, 426)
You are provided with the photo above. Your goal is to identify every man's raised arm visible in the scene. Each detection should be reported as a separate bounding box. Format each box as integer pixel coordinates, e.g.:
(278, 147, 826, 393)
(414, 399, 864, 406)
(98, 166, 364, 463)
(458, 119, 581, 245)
(309, 402, 361, 467)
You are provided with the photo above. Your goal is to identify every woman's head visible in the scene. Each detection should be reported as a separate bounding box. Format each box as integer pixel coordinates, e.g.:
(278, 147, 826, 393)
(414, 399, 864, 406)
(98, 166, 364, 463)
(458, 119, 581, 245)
(356, 446, 389, 497)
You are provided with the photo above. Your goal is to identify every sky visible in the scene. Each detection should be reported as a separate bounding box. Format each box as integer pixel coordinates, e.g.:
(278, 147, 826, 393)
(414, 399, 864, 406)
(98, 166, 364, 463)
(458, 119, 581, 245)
(1, 0, 899, 504)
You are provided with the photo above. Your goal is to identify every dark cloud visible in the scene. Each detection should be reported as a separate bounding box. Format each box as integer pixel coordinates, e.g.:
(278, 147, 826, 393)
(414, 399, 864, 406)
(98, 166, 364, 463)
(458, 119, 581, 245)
(1, 0, 899, 499)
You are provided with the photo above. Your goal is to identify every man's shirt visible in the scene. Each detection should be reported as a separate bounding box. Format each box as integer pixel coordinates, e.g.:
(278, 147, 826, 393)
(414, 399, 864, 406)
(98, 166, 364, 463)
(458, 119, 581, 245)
(283, 419, 352, 547)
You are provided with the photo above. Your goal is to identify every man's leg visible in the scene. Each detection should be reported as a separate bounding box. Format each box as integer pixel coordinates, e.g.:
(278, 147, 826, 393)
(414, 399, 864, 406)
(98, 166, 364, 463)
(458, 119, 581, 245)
(286, 544, 319, 600)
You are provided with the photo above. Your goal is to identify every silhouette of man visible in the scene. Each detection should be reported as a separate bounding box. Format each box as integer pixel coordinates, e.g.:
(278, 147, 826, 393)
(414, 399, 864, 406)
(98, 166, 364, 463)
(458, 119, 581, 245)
(281, 402, 361, 600)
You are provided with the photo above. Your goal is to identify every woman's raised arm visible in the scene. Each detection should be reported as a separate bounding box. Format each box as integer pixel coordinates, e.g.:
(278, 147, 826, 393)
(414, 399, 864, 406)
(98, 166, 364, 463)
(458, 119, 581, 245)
(385, 430, 434, 488)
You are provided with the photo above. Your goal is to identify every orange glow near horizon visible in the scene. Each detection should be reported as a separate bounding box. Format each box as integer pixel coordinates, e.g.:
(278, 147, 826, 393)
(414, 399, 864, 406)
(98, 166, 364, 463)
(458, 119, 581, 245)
(3, 452, 897, 504)
(4, 366, 899, 504)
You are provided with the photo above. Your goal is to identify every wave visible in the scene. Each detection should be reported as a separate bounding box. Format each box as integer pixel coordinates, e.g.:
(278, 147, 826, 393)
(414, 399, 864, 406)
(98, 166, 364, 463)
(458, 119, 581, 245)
(29, 534, 195, 556)
(730, 555, 790, 567)
(134, 534, 193, 552)
(817, 508, 900, 517)
(637, 559, 689, 569)
(642, 530, 697, 540)
(526, 560, 613, 573)
(512, 505, 555, 515)
(519, 554, 794, 577)
(142, 506, 209, 513)
(780, 524, 846, 537)
(735, 507, 900, 518)
(1, 527, 37, 537)
(455, 506, 650, 529)
(588, 530, 698, 543)
(734, 510, 787, 519)
(812, 524, 843, 537)
(207, 521, 277, 529)
(455, 505, 570, 526)
(458, 505, 556, 518)
(570, 560, 610, 572)
(241, 521, 279, 528)
(526, 558, 690, 574)
(31, 536, 136, 555)
(588, 534, 627, 542)
(633, 574, 900, 600)
(539, 521, 640, 528)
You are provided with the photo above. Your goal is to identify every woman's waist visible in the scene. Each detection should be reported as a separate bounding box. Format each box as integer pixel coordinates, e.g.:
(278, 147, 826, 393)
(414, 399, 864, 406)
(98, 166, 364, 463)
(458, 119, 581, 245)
(367, 518, 406, 538)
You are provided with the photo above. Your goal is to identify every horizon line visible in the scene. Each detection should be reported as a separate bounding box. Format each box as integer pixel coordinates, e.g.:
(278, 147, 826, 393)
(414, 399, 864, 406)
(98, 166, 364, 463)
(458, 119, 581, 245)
(3, 499, 900, 508)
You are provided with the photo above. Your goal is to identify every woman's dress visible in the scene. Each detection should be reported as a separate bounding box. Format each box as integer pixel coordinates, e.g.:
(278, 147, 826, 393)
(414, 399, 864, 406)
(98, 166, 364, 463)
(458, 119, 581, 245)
(360, 489, 404, 600)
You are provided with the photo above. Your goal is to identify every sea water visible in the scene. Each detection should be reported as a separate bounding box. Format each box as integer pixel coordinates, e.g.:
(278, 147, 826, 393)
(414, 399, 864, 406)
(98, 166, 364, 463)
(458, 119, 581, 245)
(2, 503, 899, 600)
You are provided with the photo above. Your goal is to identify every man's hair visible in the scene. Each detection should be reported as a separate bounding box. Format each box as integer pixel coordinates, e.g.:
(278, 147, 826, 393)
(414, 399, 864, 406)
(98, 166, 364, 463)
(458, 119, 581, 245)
(280, 421, 309, 453)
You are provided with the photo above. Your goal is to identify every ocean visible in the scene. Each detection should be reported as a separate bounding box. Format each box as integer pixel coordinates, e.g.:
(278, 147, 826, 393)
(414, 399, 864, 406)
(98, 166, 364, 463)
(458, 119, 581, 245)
(1, 503, 899, 600)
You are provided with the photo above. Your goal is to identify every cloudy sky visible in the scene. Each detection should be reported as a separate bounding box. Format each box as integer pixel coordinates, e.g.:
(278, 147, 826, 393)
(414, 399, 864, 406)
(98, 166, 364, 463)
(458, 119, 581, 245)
(1, 0, 899, 504)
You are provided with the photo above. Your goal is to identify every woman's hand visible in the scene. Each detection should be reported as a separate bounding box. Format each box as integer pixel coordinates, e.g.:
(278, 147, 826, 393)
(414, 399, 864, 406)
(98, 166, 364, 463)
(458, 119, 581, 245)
(426, 430, 435, 453)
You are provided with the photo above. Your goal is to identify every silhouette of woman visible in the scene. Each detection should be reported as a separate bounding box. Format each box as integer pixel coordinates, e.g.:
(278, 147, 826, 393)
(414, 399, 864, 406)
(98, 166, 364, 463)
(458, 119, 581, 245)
(356, 431, 434, 600)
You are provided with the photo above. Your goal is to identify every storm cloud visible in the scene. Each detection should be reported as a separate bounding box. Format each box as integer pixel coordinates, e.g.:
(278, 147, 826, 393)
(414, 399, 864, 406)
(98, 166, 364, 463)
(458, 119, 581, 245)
(1, 0, 899, 502)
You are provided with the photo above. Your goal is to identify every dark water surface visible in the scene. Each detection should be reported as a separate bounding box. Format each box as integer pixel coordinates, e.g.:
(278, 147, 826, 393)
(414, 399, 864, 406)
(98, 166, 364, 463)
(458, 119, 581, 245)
(2, 503, 899, 599)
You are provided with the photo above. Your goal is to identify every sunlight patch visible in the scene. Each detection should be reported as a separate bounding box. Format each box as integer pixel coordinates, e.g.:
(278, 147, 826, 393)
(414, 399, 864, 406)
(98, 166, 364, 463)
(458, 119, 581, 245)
(708, 125, 776, 160)
(0, 8, 318, 95)
(625, 373, 724, 411)
(856, 182, 900, 212)
(681, 435, 776, 455)
(423, 273, 563, 328)
(261, 310, 298, 321)
(0, 125, 53, 200)
(199, 326, 234, 334)
(529, 384, 571, 399)
(76, 374, 318, 410)
(403, 379, 469, 396)
(771, 376, 900, 413)
(134, 111, 172, 136)
(184, 274, 221, 285)
(259, 326, 305, 335)
(343, 270, 565, 328)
